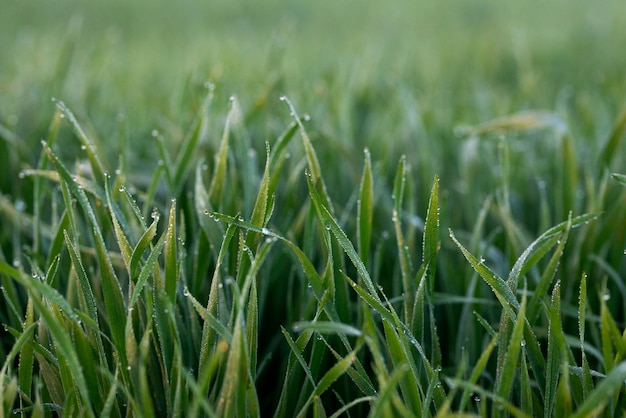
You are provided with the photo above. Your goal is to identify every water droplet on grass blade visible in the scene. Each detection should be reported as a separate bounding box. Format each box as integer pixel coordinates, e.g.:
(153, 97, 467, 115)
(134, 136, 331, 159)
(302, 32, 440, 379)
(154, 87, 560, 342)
(151, 129, 159, 137)
(261, 227, 270, 235)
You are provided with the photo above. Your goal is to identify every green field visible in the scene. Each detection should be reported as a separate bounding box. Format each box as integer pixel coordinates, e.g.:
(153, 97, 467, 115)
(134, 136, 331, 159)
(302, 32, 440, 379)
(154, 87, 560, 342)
(1, 1, 626, 416)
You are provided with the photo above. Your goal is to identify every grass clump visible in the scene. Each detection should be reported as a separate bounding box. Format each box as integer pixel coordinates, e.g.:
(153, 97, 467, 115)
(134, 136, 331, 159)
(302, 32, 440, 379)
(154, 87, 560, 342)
(1, 1, 626, 416)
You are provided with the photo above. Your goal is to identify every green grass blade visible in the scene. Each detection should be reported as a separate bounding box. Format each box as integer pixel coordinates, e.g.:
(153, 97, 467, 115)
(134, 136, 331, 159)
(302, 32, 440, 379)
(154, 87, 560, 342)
(357, 148, 374, 264)
(612, 173, 626, 187)
(449, 229, 519, 321)
(104, 179, 133, 273)
(129, 213, 159, 279)
(496, 289, 527, 411)
(571, 362, 626, 418)
(164, 199, 178, 301)
(306, 172, 380, 302)
(545, 281, 565, 418)
(527, 216, 571, 321)
(423, 175, 439, 297)
(208, 96, 234, 206)
(578, 273, 593, 399)
(54, 101, 106, 184)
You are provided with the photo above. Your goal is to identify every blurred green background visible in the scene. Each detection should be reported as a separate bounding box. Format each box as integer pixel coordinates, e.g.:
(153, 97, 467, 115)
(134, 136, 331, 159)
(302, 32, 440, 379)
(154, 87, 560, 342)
(2, 0, 625, 137)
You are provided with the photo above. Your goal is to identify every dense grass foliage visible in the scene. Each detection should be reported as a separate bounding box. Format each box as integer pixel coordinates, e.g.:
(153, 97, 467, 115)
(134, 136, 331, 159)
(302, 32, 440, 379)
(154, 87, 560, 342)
(2, 0, 626, 416)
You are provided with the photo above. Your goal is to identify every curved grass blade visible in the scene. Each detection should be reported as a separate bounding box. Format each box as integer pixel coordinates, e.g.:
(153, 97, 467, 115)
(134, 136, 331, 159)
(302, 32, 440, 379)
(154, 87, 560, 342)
(449, 229, 518, 321)
(55, 101, 105, 184)
(571, 362, 626, 418)
(306, 172, 379, 302)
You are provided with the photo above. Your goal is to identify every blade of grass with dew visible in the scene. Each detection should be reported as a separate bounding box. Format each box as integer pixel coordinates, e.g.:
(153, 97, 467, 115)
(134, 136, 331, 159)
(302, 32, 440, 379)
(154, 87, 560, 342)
(17, 299, 35, 411)
(208, 95, 235, 207)
(33, 108, 62, 257)
(164, 199, 178, 302)
(578, 273, 593, 400)
(520, 346, 533, 416)
(281, 96, 333, 212)
(571, 362, 626, 418)
(195, 161, 225, 254)
(172, 83, 213, 196)
(495, 290, 527, 415)
(54, 101, 105, 184)
(197, 223, 237, 374)
(612, 173, 626, 187)
(545, 281, 565, 418)
(306, 173, 379, 301)
(599, 287, 619, 374)
(392, 156, 414, 321)
(423, 175, 439, 297)
(129, 211, 159, 279)
(410, 265, 427, 346)
(247, 142, 271, 252)
(104, 179, 133, 273)
(506, 212, 594, 290)
(527, 215, 572, 321)
(449, 229, 519, 321)
(357, 148, 374, 264)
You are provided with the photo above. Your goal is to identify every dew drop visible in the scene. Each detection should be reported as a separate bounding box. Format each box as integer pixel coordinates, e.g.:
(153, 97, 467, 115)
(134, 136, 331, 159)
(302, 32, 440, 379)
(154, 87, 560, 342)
(603, 292, 611, 301)
(261, 227, 270, 235)
(80, 145, 87, 150)
(12, 259, 20, 268)
(279, 95, 287, 101)
(59, 113, 65, 119)
(151, 129, 159, 137)
(14, 199, 26, 212)
(118, 186, 125, 192)
(183, 287, 190, 297)
(18, 172, 26, 179)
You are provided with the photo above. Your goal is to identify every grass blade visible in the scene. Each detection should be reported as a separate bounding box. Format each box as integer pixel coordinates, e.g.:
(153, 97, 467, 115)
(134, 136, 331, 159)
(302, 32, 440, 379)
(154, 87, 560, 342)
(357, 148, 374, 264)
